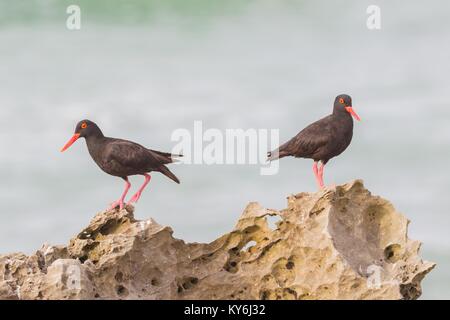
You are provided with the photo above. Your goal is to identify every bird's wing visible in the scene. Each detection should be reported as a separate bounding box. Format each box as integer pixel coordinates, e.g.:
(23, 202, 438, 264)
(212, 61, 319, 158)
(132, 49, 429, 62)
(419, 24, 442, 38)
(279, 118, 332, 158)
(104, 140, 162, 170)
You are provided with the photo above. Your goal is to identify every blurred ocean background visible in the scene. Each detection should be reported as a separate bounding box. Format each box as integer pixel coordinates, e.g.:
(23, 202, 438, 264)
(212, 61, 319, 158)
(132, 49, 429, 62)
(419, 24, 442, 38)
(1, 0, 449, 299)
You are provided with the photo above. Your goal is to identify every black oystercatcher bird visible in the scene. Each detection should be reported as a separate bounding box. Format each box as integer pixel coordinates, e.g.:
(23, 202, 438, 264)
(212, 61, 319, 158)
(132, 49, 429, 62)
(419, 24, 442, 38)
(61, 120, 181, 210)
(268, 94, 360, 189)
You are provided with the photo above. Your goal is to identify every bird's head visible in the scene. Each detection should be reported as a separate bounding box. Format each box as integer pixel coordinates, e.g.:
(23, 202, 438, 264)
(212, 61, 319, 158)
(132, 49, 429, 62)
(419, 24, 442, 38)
(61, 119, 103, 152)
(334, 94, 361, 121)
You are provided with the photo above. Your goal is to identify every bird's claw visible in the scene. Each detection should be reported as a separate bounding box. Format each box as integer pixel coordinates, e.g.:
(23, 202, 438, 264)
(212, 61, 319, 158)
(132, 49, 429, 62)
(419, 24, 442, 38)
(108, 200, 124, 211)
(318, 183, 336, 191)
(128, 192, 142, 204)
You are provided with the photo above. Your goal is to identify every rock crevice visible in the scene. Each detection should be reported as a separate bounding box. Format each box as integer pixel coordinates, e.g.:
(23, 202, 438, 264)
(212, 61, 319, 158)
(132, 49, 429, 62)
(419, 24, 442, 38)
(0, 180, 435, 300)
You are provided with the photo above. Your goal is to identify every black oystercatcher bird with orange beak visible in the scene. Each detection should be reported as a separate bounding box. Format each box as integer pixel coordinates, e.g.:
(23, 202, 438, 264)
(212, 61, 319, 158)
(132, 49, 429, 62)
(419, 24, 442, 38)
(61, 120, 181, 210)
(268, 94, 361, 189)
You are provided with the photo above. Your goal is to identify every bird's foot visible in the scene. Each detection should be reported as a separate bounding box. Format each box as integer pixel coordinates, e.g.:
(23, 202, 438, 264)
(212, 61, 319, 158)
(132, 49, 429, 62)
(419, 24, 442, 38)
(328, 183, 337, 189)
(318, 183, 336, 191)
(108, 199, 124, 211)
(128, 192, 142, 204)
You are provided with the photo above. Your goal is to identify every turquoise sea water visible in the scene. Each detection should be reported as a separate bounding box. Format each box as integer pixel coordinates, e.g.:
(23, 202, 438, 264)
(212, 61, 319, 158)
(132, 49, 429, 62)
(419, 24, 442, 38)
(0, 0, 449, 299)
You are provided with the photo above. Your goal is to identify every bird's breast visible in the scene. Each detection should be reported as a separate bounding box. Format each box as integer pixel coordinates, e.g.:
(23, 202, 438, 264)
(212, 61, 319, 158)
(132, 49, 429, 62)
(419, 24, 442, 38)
(86, 139, 110, 170)
(331, 117, 353, 153)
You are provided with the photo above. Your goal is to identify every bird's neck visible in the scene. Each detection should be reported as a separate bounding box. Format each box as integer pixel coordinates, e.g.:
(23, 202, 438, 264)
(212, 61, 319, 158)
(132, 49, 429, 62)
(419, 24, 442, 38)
(85, 130, 106, 148)
(85, 131, 105, 142)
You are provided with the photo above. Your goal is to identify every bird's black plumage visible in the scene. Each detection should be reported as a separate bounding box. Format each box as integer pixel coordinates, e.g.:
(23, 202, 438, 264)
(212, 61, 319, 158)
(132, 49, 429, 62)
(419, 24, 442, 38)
(267, 94, 360, 188)
(74, 120, 181, 183)
(61, 119, 181, 210)
(268, 95, 356, 164)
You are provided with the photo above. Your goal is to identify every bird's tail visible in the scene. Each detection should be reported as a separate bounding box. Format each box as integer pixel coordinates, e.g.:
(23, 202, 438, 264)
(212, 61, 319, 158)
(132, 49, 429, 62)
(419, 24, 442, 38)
(149, 149, 183, 163)
(267, 149, 280, 162)
(170, 154, 183, 163)
(158, 165, 180, 184)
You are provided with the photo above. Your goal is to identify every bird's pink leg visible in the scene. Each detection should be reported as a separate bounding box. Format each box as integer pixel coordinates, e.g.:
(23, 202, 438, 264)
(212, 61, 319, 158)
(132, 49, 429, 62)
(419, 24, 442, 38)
(109, 178, 131, 211)
(318, 163, 325, 189)
(128, 174, 152, 204)
(313, 161, 323, 189)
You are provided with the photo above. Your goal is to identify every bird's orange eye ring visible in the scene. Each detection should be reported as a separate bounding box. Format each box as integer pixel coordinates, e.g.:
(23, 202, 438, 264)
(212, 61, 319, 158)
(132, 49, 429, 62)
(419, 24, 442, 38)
(339, 98, 345, 104)
(81, 122, 87, 129)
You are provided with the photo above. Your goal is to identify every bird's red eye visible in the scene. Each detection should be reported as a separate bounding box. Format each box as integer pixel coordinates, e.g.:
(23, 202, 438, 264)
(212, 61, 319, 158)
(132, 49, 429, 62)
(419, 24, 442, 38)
(339, 98, 345, 104)
(81, 122, 87, 129)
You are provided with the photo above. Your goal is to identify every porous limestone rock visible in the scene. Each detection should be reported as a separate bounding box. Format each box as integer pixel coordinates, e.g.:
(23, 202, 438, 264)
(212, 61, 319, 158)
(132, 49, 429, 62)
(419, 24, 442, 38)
(0, 180, 435, 300)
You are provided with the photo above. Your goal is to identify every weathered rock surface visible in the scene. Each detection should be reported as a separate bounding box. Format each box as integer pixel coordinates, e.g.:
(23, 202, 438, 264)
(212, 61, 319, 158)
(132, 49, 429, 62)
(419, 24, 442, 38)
(0, 180, 435, 300)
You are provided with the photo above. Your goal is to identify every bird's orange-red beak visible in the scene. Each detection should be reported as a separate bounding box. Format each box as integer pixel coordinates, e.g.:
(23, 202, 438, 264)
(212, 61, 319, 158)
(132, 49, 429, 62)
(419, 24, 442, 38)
(345, 106, 361, 121)
(61, 133, 80, 152)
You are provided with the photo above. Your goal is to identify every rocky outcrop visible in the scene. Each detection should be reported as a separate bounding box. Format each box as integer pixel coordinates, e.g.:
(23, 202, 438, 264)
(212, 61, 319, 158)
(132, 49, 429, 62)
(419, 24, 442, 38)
(0, 180, 435, 300)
